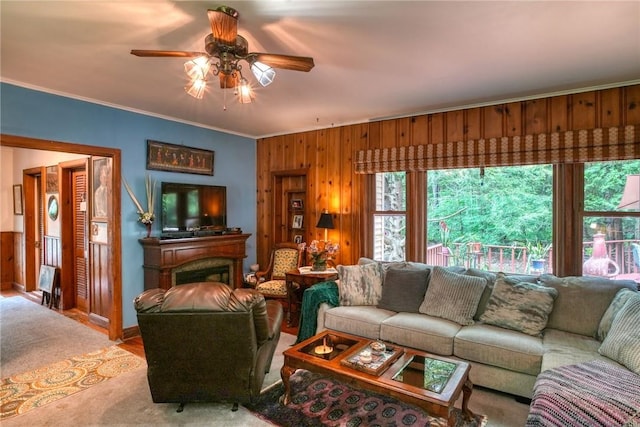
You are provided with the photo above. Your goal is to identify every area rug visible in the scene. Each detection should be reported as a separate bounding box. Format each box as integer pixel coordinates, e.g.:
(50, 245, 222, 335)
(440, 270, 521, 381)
(0, 345, 143, 420)
(246, 369, 487, 427)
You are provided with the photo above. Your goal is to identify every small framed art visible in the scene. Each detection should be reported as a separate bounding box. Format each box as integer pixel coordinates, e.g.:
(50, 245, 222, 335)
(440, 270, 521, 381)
(13, 184, 23, 215)
(292, 215, 303, 229)
(92, 157, 112, 220)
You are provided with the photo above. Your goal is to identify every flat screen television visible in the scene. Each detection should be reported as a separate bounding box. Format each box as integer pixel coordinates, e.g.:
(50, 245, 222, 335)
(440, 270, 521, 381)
(161, 182, 227, 233)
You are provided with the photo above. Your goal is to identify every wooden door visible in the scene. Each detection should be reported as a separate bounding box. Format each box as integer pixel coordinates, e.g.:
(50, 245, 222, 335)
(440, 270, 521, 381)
(23, 169, 44, 292)
(72, 169, 89, 312)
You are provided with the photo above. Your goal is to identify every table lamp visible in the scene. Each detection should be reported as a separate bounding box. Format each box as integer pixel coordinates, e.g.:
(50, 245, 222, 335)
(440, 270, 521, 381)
(316, 209, 334, 241)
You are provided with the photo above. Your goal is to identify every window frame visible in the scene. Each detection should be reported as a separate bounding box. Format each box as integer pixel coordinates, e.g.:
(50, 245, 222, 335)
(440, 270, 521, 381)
(365, 162, 639, 277)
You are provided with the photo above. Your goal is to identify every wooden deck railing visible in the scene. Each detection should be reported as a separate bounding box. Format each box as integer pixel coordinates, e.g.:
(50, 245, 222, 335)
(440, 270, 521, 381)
(426, 239, 640, 276)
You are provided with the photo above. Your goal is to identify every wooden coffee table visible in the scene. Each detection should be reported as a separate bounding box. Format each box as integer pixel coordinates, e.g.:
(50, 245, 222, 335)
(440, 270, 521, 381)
(281, 330, 474, 426)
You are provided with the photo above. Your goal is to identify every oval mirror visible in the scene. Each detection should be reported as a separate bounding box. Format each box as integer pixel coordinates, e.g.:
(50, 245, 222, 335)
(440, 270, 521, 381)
(47, 195, 59, 221)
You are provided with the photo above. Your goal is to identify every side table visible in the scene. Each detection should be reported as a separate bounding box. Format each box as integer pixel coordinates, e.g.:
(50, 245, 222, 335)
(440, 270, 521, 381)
(285, 268, 338, 326)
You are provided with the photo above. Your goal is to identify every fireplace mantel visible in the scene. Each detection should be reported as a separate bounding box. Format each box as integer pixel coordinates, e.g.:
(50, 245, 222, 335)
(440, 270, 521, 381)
(139, 234, 250, 290)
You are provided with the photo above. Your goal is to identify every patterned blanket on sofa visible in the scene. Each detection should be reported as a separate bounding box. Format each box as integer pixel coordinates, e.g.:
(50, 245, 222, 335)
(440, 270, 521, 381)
(526, 360, 640, 426)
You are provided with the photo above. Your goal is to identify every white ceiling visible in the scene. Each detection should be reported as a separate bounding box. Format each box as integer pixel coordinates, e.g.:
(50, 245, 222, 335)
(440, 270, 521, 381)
(2, 1, 639, 139)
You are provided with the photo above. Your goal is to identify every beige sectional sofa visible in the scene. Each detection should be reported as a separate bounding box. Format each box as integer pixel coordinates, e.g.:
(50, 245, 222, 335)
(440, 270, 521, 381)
(315, 258, 638, 399)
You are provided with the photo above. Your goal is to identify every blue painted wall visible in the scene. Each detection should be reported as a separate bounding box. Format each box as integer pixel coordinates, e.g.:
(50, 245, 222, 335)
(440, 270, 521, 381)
(1, 82, 257, 328)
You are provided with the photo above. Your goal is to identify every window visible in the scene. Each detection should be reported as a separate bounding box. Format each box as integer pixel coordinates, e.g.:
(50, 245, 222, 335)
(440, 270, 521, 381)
(582, 160, 640, 278)
(426, 165, 553, 273)
(372, 172, 406, 261)
(367, 160, 640, 278)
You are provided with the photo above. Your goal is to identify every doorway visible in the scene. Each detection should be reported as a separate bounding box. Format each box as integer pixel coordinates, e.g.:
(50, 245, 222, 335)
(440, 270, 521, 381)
(2, 134, 123, 340)
(21, 169, 43, 292)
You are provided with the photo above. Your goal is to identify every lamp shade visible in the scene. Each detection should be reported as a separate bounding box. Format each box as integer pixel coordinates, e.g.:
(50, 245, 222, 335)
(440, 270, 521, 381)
(316, 211, 334, 229)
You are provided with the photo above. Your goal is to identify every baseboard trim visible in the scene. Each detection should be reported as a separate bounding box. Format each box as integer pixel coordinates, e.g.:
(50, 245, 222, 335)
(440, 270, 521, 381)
(123, 325, 140, 340)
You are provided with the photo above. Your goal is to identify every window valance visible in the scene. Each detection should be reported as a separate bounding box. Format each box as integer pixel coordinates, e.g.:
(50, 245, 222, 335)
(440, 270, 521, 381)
(355, 125, 640, 174)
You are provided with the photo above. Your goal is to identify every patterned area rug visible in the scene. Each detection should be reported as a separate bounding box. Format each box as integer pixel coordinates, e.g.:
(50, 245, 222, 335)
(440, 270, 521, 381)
(246, 369, 487, 427)
(0, 346, 143, 420)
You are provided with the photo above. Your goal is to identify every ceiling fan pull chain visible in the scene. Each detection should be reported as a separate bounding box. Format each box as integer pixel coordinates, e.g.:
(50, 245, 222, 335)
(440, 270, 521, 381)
(223, 79, 227, 111)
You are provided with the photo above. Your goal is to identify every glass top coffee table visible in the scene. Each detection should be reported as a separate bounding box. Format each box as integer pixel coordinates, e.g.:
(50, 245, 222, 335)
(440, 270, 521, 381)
(281, 330, 474, 426)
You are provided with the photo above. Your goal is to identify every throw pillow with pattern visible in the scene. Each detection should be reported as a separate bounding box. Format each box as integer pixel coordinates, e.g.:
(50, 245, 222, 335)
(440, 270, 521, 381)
(598, 293, 640, 375)
(479, 273, 558, 337)
(337, 263, 383, 306)
(418, 266, 486, 325)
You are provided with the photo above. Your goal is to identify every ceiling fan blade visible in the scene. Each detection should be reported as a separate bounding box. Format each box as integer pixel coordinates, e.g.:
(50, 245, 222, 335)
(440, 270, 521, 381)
(254, 53, 315, 72)
(219, 72, 238, 89)
(131, 50, 205, 58)
(207, 6, 238, 46)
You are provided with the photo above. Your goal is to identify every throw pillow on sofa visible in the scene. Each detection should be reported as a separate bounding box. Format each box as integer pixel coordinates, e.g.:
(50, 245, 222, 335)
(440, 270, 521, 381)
(539, 274, 636, 338)
(337, 263, 383, 306)
(597, 287, 638, 341)
(377, 268, 430, 313)
(464, 268, 497, 320)
(479, 273, 558, 337)
(418, 266, 486, 325)
(598, 293, 640, 375)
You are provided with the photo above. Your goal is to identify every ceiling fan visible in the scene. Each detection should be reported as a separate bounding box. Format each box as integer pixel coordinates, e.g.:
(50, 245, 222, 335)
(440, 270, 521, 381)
(131, 5, 315, 104)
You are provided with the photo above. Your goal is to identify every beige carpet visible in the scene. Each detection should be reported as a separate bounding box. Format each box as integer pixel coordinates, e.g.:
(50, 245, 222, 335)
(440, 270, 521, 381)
(1, 296, 530, 426)
(0, 296, 114, 378)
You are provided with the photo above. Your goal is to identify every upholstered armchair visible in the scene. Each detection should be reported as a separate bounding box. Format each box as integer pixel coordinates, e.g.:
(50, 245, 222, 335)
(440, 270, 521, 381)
(254, 242, 302, 300)
(134, 282, 283, 412)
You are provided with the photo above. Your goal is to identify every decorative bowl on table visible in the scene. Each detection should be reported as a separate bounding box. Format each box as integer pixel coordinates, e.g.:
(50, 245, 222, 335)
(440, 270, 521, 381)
(359, 350, 372, 364)
(370, 341, 386, 354)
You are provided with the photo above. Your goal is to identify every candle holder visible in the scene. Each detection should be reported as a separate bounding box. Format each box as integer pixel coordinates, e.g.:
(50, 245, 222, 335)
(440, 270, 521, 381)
(314, 336, 334, 355)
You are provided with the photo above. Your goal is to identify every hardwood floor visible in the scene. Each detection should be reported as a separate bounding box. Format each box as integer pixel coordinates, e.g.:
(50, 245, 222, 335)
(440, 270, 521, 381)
(1, 289, 298, 360)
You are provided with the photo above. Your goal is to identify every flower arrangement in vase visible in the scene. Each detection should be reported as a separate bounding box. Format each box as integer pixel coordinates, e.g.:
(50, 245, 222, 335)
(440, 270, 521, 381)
(299, 240, 339, 271)
(123, 174, 157, 237)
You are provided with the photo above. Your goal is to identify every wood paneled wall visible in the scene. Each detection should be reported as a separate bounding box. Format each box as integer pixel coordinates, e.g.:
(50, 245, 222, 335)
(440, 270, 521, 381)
(1, 232, 15, 290)
(257, 84, 640, 268)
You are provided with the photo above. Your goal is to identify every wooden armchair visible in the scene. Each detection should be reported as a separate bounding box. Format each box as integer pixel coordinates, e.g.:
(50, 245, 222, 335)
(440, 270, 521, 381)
(255, 242, 302, 300)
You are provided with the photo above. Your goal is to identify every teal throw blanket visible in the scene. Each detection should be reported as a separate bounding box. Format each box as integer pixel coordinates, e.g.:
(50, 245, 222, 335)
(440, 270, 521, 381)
(296, 281, 339, 343)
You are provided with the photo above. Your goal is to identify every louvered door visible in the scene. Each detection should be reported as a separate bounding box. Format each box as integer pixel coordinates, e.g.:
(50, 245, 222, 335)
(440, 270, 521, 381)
(73, 169, 88, 312)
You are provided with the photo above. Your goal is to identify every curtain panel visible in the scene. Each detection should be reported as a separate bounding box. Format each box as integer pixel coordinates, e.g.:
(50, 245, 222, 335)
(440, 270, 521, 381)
(354, 125, 640, 174)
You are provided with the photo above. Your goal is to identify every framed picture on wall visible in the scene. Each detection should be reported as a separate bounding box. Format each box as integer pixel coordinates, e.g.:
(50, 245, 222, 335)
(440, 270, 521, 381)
(292, 214, 303, 229)
(45, 166, 58, 193)
(146, 140, 214, 175)
(294, 235, 303, 244)
(13, 184, 23, 215)
(92, 157, 112, 220)
(291, 199, 303, 209)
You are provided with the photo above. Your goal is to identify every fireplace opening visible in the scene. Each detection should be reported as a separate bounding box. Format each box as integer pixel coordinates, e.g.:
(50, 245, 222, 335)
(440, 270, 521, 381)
(175, 265, 230, 286)
(171, 258, 233, 287)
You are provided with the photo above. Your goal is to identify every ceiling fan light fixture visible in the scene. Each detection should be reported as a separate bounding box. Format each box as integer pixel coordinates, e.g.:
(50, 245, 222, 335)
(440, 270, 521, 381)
(132, 6, 314, 105)
(250, 61, 276, 87)
(185, 78, 207, 99)
(237, 77, 253, 104)
(184, 56, 211, 80)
